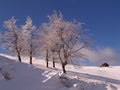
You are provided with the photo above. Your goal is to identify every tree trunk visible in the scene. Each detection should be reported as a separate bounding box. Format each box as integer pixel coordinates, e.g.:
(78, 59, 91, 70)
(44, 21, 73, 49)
(46, 49, 49, 68)
(17, 48, 21, 62)
(30, 53, 32, 64)
(15, 41, 21, 62)
(14, 30, 22, 62)
(30, 44, 33, 64)
(52, 50, 55, 68)
(53, 60, 55, 68)
(62, 64, 66, 74)
(58, 50, 66, 73)
(46, 61, 48, 68)
(18, 54, 21, 62)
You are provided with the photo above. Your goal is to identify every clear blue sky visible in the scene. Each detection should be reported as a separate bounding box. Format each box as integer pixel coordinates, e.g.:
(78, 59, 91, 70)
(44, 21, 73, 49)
(0, 0, 120, 52)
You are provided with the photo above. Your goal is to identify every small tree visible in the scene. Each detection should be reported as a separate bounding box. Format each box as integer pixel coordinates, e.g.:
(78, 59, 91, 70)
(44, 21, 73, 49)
(21, 16, 36, 64)
(2, 17, 22, 62)
(40, 21, 60, 68)
(39, 23, 51, 67)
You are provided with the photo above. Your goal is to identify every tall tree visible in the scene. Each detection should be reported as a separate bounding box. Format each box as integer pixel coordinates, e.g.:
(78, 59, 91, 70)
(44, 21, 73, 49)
(21, 16, 36, 64)
(2, 17, 22, 62)
(41, 11, 89, 73)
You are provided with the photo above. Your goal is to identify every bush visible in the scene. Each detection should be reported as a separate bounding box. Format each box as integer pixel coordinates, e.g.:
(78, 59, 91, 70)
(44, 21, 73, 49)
(2, 72, 11, 80)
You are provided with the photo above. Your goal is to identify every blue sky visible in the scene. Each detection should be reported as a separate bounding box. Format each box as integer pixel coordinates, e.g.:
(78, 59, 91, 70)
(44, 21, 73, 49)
(0, 0, 120, 65)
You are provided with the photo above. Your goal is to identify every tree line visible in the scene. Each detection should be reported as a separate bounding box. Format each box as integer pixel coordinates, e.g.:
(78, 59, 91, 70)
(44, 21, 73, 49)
(0, 11, 90, 73)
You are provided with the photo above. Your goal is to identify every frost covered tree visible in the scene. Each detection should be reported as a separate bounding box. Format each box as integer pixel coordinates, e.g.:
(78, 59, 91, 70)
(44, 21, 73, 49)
(2, 17, 22, 62)
(21, 16, 36, 64)
(40, 21, 60, 68)
(40, 11, 89, 73)
(39, 23, 51, 67)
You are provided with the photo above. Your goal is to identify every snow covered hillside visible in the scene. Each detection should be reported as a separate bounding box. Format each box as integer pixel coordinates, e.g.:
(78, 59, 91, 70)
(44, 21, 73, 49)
(0, 54, 120, 90)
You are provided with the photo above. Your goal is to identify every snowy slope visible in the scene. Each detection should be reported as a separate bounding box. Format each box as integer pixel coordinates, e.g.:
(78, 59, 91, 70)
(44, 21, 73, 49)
(0, 54, 120, 90)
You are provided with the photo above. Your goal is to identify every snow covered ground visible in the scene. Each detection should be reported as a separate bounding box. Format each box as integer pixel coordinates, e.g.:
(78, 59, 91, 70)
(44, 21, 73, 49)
(0, 54, 120, 90)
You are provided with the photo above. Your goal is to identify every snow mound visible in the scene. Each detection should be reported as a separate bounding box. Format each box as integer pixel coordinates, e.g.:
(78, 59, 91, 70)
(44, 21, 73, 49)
(58, 72, 108, 90)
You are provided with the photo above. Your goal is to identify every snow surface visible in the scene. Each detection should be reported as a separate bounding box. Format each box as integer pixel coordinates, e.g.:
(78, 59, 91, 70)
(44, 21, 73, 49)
(0, 54, 120, 90)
